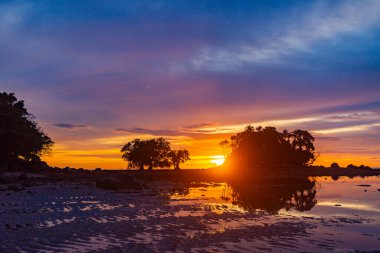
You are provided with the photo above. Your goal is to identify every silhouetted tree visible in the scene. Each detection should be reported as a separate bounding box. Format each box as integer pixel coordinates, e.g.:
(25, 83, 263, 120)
(168, 149, 190, 170)
(346, 164, 357, 170)
(121, 139, 148, 170)
(121, 138, 171, 170)
(224, 125, 316, 172)
(282, 129, 291, 142)
(0, 92, 53, 171)
(219, 139, 232, 158)
(147, 138, 171, 170)
(291, 130, 316, 165)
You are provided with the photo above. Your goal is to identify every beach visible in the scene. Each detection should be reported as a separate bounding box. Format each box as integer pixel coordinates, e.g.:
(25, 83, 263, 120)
(1, 173, 379, 252)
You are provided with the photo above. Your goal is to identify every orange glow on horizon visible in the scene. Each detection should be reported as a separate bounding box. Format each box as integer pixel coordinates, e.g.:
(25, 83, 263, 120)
(40, 114, 380, 170)
(210, 155, 225, 166)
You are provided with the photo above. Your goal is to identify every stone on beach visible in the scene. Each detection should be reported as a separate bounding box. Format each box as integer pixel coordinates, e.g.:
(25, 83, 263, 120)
(7, 184, 24, 192)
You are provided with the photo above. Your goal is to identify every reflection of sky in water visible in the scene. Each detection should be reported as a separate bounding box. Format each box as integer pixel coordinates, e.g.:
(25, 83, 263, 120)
(301, 176, 380, 217)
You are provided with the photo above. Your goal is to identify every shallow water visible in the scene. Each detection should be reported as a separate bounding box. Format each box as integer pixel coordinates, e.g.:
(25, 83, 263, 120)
(0, 176, 379, 252)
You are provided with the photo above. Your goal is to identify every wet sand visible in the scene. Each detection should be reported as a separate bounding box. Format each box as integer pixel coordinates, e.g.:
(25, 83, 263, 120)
(0, 176, 379, 252)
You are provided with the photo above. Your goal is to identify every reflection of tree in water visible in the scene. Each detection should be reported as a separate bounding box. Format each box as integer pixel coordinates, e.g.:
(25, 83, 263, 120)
(223, 177, 317, 213)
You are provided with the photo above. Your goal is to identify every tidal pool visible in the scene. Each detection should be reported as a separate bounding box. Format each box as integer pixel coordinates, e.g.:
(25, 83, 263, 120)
(0, 176, 379, 252)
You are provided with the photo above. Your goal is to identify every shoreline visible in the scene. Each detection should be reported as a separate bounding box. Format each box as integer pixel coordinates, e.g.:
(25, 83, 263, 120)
(1, 166, 379, 188)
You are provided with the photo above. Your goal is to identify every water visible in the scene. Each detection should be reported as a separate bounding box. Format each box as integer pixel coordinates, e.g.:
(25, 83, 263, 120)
(0, 176, 379, 252)
(168, 176, 380, 251)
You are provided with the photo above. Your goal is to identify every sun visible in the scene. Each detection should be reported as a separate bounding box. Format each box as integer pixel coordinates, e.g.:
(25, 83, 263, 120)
(210, 155, 225, 166)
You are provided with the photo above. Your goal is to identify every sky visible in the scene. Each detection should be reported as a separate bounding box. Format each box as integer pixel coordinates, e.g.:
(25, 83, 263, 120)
(1, 0, 379, 169)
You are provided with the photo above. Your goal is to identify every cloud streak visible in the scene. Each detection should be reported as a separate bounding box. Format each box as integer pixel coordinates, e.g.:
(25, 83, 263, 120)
(192, 0, 380, 69)
(54, 123, 89, 130)
(116, 127, 183, 137)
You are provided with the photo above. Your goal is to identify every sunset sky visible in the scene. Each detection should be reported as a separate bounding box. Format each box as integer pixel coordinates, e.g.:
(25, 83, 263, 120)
(1, 0, 379, 169)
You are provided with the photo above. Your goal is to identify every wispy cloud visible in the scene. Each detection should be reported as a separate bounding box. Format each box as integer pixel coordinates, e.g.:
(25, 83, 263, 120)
(182, 123, 216, 129)
(115, 126, 230, 139)
(115, 127, 183, 136)
(116, 110, 380, 139)
(325, 112, 376, 121)
(313, 123, 380, 135)
(192, 0, 380, 70)
(0, 2, 31, 33)
(314, 135, 340, 141)
(54, 123, 89, 130)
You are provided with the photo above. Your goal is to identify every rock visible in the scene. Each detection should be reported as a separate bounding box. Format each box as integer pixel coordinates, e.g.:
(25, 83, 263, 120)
(7, 184, 23, 192)
(18, 173, 28, 181)
(0, 175, 10, 184)
(96, 178, 119, 190)
(96, 176, 142, 190)
(21, 181, 35, 187)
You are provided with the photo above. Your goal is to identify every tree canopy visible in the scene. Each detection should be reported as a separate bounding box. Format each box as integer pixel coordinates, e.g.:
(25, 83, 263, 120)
(223, 125, 316, 172)
(121, 138, 190, 170)
(0, 92, 54, 170)
(168, 149, 190, 170)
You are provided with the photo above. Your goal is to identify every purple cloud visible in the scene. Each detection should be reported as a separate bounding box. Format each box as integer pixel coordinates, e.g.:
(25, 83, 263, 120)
(54, 123, 88, 129)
